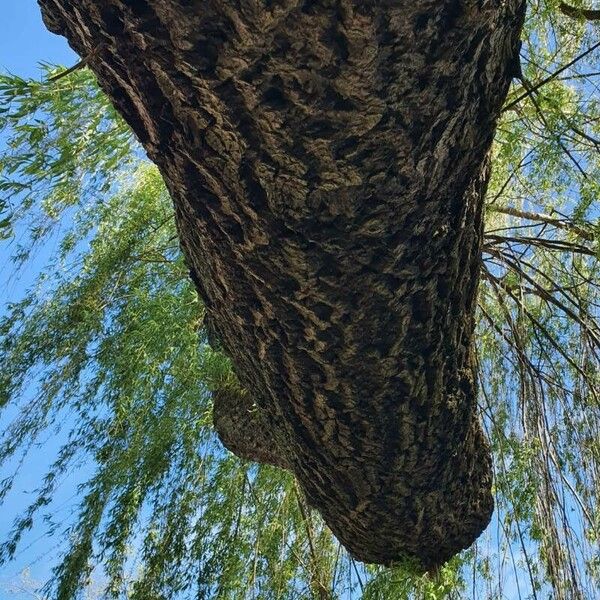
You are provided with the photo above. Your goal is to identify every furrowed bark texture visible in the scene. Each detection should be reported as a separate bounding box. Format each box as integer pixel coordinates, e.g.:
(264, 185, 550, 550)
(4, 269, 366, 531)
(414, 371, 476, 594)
(39, 0, 525, 569)
(212, 387, 291, 470)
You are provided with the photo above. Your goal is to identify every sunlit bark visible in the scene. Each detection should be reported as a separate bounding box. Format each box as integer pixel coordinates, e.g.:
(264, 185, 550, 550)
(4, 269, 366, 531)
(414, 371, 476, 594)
(39, 0, 525, 569)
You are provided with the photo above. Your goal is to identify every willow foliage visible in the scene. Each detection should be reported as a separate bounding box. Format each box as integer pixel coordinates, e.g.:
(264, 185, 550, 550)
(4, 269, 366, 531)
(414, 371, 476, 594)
(0, 1, 599, 599)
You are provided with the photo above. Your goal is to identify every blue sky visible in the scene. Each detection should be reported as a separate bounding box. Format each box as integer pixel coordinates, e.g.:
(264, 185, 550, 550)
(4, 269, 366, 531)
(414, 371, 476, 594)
(0, 2, 75, 78)
(0, 4, 77, 598)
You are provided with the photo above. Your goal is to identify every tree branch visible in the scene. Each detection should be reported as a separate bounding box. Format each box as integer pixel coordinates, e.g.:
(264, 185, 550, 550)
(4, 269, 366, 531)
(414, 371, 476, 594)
(488, 205, 595, 241)
(503, 41, 600, 112)
(560, 2, 600, 21)
(47, 44, 105, 82)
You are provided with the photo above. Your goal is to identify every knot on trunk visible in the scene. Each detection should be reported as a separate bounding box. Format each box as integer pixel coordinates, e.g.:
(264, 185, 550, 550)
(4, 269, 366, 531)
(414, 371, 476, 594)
(212, 386, 291, 471)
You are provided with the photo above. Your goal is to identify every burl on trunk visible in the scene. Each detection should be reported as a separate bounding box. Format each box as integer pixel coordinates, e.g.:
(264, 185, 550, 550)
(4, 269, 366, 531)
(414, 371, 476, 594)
(39, 0, 524, 570)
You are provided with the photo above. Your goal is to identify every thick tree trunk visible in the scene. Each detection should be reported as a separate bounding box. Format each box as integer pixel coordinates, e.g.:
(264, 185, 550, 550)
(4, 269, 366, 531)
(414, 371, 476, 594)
(39, 0, 524, 570)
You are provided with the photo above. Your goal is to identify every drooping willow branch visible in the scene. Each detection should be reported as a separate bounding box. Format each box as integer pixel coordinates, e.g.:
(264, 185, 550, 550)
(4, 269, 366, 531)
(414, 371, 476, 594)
(503, 40, 600, 112)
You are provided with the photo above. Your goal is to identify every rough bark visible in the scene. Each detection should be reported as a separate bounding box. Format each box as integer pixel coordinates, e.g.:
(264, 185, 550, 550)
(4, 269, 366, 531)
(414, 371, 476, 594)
(212, 386, 291, 469)
(39, 0, 525, 570)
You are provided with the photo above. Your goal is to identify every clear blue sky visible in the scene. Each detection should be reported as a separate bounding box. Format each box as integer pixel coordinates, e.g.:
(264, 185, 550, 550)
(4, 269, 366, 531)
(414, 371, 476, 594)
(0, 2, 75, 77)
(0, 4, 77, 598)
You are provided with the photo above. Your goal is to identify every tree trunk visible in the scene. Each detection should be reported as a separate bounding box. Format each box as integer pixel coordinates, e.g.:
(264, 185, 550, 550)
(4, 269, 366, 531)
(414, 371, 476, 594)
(39, 0, 525, 570)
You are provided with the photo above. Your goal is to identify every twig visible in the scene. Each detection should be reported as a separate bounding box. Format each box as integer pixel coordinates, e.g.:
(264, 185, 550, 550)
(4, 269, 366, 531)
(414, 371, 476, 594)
(294, 483, 331, 600)
(503, 41, 600, 112)
(47, 44, 105, 83)
(485, 233, 596, 256)
(488, 205, 595, 241)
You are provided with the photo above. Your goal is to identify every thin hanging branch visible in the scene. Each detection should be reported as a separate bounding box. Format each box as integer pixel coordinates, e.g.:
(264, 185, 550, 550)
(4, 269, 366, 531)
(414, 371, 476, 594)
(47, 44, 106, 83)
(485, 234, 596, 256)
(503, 41, 600, 112)
(488, 205, 595, 241)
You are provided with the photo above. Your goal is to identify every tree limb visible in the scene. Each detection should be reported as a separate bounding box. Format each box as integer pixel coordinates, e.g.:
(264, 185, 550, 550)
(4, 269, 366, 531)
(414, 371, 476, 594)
(488, 205, 595, 241)
(560, 2, 600, 20)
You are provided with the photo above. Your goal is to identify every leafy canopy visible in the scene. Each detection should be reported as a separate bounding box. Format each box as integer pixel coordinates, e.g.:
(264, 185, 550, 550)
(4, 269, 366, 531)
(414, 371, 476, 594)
(0, 2, 599, 598)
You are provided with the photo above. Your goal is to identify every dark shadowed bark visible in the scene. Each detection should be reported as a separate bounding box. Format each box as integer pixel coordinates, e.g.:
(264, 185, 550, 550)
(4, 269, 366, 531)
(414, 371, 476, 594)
(39, 0, 525, 570)
(212, 386, 291, 470)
